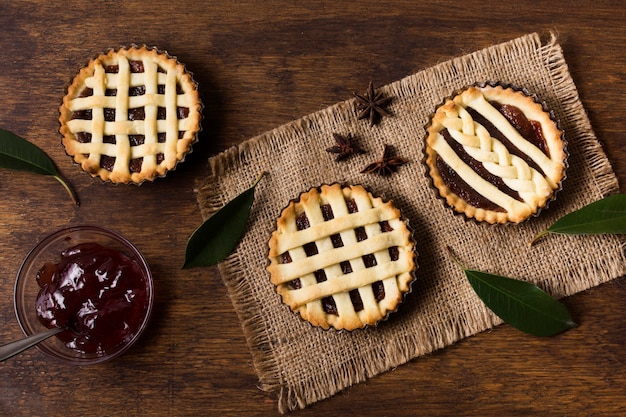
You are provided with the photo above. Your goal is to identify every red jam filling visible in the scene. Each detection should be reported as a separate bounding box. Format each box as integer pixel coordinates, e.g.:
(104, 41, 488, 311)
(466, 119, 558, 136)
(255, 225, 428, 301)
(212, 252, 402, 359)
(35, 242, 148, 356)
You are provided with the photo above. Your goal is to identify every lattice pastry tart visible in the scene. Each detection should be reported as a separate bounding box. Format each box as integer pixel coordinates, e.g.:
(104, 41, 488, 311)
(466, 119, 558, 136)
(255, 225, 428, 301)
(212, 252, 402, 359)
(59, 45, 202, 184)
(424, 83, 567, 224)
(267, 184, 417, 331)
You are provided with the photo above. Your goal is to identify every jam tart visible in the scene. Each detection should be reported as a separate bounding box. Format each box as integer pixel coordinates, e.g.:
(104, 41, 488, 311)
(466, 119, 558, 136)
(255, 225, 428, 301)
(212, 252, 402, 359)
(267, 184, 417, 331)
(424, 83, 567, 224)
(59, 45, 202, 184)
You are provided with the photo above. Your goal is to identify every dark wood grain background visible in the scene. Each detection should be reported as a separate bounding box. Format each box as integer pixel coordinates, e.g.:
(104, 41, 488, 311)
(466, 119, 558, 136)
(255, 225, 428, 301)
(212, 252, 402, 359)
(1, 1, 625, 416)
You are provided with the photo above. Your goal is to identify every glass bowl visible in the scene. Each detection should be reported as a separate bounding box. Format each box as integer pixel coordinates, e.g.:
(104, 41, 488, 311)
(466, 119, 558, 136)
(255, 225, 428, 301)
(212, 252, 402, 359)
(14, 225, 154, 365)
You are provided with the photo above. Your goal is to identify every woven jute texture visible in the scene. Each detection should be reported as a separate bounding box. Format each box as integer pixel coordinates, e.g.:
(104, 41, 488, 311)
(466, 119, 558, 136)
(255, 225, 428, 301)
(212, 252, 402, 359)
(195, 32, 625, 413)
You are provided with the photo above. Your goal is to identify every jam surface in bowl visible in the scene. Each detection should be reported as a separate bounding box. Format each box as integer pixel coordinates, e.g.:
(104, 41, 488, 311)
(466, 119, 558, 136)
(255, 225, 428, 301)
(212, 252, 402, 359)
(14, 225, 153, 365)
(35, 242, 149, 356)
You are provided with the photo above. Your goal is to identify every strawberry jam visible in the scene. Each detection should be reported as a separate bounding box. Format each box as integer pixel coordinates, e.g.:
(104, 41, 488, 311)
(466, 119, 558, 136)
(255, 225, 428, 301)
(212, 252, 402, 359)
(35, 243, 148, 356)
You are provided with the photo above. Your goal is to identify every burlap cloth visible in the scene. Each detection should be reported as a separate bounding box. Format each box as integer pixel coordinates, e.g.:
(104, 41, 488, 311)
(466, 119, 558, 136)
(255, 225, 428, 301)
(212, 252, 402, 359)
(195, 32, 626, 413)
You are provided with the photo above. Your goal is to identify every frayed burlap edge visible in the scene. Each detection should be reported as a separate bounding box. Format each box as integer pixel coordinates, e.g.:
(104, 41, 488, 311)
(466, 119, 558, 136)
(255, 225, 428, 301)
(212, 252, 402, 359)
(539, 33, 620, 197)
(195, 32, 625, 413)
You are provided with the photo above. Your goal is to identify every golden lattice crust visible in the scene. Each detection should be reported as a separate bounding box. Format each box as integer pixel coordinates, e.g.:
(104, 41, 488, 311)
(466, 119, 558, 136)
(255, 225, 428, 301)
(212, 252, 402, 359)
(59, 45, 202, 184)
(424, 84, 567, 224)
(267, 184, 417, 331)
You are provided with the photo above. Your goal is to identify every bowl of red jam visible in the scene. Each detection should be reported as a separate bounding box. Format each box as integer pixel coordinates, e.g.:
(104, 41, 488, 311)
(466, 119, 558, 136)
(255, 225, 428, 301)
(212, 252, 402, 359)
(14, 225, 154, 365)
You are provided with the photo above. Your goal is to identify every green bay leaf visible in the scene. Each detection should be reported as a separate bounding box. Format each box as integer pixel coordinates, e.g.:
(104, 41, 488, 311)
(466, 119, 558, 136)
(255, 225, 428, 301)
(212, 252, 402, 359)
(0, 128, 79, 205)
(0, 128, 58, 175)
(182, 173, 265, 269)
(532, 194, 626, 244)
(465, 268, 577, 336)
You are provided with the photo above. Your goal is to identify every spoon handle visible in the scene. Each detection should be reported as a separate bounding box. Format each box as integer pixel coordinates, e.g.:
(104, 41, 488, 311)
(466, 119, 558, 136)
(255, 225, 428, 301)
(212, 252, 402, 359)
(0, 327, 64, 362)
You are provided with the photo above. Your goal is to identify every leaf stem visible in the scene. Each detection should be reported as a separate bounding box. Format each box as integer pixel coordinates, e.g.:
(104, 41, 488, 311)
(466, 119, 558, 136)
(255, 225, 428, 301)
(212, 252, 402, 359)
(253, 171, 268, 187)
(445, 245, 466, 270)
(529, 230, 549, 247)
(53, 175, 80, 206)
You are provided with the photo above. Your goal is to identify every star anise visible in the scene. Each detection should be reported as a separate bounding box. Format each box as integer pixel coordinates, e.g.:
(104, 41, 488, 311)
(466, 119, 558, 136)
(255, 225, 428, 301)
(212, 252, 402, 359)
(326, 132, 365, 161)
(354, 81, 392, 126)
(361, 144, 408, 176)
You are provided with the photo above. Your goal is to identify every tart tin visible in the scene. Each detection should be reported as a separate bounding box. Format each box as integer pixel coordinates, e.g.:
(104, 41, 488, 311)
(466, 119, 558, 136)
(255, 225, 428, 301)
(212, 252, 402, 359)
(266, 183, 419, 332)
(422, 81, 569, 225)
(59, 44, 203, 185)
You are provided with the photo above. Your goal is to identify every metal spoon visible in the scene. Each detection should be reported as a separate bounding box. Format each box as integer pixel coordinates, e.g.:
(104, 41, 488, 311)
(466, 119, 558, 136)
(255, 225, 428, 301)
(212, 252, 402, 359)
(0, 327, 64, 362)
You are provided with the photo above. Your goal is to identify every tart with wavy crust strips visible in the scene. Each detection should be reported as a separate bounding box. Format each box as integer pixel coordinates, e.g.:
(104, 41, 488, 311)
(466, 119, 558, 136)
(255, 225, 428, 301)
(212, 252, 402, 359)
(267, 184, 417, 331)
(424, 83, 567, 224)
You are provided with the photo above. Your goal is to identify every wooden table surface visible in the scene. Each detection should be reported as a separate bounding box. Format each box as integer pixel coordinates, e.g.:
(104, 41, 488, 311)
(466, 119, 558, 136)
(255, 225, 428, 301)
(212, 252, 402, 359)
(1, 1, 625, 416)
